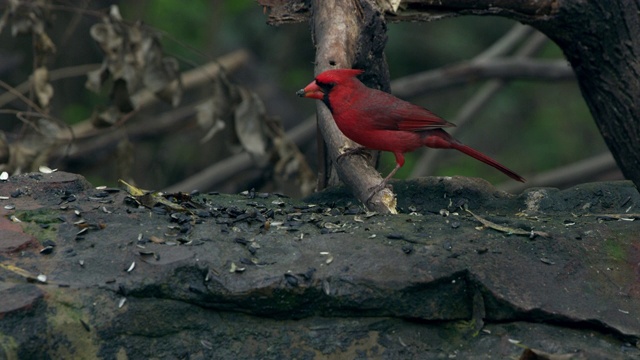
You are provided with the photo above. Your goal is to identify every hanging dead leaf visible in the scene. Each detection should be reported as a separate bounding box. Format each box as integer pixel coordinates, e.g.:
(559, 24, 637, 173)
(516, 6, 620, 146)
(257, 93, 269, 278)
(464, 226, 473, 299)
(234, 88, 269, 159)
(91, 106, 122, 128)
(196, 99, 226, 143)
(143, 54, 182, 107)
(2, 116, 65, 174)
(32, 67, 54, 108)
(0, 0, 52, 38)
(86, 4, 182, 119)
(271, 125, 315, 196)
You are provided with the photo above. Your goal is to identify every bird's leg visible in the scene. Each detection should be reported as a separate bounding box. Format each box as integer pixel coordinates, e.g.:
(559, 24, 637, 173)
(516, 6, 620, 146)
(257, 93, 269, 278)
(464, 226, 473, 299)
(336, 146, 371, 162)
(366, 163, 400, 203)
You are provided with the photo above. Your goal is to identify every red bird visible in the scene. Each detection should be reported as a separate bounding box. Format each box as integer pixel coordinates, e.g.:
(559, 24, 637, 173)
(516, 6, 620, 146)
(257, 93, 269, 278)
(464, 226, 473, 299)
(297, 69, 525, 194)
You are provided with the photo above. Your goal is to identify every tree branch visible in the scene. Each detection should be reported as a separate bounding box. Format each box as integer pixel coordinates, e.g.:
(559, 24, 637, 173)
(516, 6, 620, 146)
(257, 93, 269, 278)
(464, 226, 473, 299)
(258, 0, 559, 25)
(392, 57, 572, 99)
(498, 152, 620, 193)
(310, 0, 397, 213)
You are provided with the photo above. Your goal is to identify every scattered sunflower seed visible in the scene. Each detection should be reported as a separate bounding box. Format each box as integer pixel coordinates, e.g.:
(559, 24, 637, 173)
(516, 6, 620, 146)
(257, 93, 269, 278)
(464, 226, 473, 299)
(36, 274, 47, 283)
(320, 252, 334, 264)
(0, 172, 8, 181)
(540, 258, 555, 265)
(39, 165, 57, 174)
(126, 261, 136, 273)
(201, 339, 213, 349)
(118, 298, 126, 308)
(10, 215, 21, 222)
(4, 204, 15, 210)
(40, 246, 54, 255)
(229, 262, 245, 273)
(322, 279, 331, 295)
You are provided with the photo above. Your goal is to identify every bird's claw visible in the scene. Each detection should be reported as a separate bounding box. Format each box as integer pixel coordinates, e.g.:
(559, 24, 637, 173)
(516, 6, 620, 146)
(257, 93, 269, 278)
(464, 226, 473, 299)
(337, 146, 370, 163)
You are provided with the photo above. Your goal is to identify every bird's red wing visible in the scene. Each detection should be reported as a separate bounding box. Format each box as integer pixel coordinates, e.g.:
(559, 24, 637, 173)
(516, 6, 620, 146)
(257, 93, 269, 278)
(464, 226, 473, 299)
(388, 101, 455, 131)
(361, 91, 455, 131)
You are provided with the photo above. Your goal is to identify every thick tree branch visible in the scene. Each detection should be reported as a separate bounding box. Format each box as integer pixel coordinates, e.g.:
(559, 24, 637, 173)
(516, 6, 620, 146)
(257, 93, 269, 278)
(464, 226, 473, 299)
(310, 0, 397, 213)
(259, 0, 559, 25)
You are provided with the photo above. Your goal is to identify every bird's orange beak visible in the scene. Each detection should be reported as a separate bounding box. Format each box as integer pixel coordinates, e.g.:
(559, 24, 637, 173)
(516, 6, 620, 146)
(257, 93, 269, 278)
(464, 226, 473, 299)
(296, 81, 324, 100)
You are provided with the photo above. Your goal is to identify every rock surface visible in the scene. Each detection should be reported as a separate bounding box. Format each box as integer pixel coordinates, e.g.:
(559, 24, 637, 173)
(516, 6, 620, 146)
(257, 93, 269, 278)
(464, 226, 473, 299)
(1, 172, 639, 359)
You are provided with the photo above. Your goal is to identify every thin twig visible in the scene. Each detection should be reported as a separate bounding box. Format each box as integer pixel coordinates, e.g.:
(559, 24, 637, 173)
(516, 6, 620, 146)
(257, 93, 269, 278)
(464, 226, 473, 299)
(0, 63, 101, 108)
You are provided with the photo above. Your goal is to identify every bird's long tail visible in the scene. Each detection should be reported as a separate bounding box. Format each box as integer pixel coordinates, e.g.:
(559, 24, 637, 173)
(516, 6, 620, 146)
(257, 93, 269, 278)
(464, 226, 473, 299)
(424, 129, 525, 182)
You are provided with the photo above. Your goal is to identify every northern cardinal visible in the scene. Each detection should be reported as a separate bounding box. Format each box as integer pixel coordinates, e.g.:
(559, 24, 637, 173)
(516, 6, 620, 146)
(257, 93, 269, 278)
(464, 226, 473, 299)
(297, 69, 525, 195)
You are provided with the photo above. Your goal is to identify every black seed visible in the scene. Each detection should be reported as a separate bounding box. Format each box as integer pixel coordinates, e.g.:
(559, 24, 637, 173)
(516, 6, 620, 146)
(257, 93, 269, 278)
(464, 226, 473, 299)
(284, 273, 299, 287)
(43, 239, 56, 247)
(386, 233, 404, 240)
(92, 191, 110, 198)
(195, 210, 211, 218)
(401, 244, 413, 254)
(239, 258, 253, 265)
(80, 319, 91, 332)
(40, 246, 54, 255)
(301, 267, 316, 281)
(234, 237, 249, 245)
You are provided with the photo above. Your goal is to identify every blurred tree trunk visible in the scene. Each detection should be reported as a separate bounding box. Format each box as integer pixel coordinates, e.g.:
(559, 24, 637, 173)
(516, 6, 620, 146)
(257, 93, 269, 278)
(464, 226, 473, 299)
(260, 0, 640, 203)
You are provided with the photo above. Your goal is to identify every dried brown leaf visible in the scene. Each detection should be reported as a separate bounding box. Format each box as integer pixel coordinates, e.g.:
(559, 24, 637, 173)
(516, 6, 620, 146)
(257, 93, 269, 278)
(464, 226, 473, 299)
(86, 5, 182, 115)
(195, 99, 226, 143)
(33, 67, 53, 108)
(234, 88, 268, 159)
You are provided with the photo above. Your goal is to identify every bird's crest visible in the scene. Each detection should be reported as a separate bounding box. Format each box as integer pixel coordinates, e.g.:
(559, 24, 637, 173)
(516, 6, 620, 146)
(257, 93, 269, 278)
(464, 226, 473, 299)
(315, 69, 364, 85)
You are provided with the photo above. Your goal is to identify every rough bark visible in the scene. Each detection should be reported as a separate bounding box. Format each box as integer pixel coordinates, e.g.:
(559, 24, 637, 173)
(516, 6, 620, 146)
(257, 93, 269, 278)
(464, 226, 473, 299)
(310, 0, 397, 213)
(532, 0, 640, 193)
